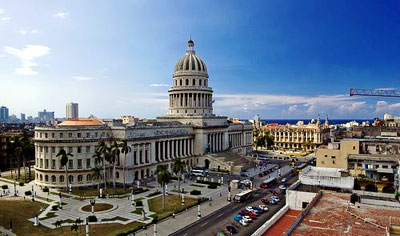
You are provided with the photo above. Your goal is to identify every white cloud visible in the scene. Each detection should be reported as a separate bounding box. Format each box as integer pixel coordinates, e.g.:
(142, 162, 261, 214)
(0, 9, 4, 15)
(375, 101, 400, 113)
(54, 12, 69, 19)
(337, 102, 366, 113)
(150, 83, 170, 87)
(19, 29, 38, 35)
(3, 45, 50, 75)
(73, 76, 94, 81)
(1, 17, 10, 21)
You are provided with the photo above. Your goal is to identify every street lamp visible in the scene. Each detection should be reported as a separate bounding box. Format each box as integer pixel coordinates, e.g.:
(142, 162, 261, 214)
(85, 217, 89, 236)
(181, 193, 185, 206)
(197, 204, 201, 218)
(90, 199, 96, 216)
(13, 181, 17, 196)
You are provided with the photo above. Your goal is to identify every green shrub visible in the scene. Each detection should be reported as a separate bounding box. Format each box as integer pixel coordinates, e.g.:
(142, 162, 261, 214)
(52, 205, 59, 211)
(43, 187, 49, 192)
(25, 190, 32, 196)
(207, 185, 217, 189)
(88, 215, 97, 222)
(146, 191, 161, 197)
(132, 188, 149, 195)
(2, 185, 8, 190)
(19, 182, 24, 186)
(135, 200, 143, 207)
(196, 180, 221, 186)
(190, 190, 201, 195)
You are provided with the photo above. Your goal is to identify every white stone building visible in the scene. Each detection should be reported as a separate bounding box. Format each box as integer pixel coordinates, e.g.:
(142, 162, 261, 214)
(34, 39, 253, 188)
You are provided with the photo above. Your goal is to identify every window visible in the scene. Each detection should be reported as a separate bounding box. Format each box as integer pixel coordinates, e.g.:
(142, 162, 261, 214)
(193, 79, 196, 86)
(51, 133, 55, 138)
(52, 160, 56, 169)
(68, 147, 73, 153)
(40, 133, 42, 138)
(68, 160, 73, 169)
(324, 155, 328, 157)
(77, 159, 82, 169)
(40, 146, 43, 152)
(180, 80, 182, 86)
(77, 133, 81, 138)
(353, 146, 355, 150)
(87, 174, 91, 182)
(199, 80, 202, 86)
(86, 132, 90, 138)
(68, 133, 72, 138)
(69, 175, 74, 183)
(78, 175, 83, 182)
(60, 176, 64, 183)
(60, 133, 63, 138)
(95, 132, 98, 137)
(45, 147, 48, 153)
(51, 175, 56, 182)
(45, 133, 48, 138)
(331, 156, 336, 159)
(45, 159, 49, 169)
(382, 165, 388, 169)
(77, 147, 81, 153)
(186, 79, 189, 85)
(86, 159, 91, 168)
(86, 146, 90, 153)
(51, 147, 55, 153)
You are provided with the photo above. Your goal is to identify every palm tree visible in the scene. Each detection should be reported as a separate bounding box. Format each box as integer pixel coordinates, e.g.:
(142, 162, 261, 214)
(155, 164, 171, 211)
(56, 149, 73, 191)
(90, 166, 103, 191)
(96, 140, 107, 192)
(110, 141, 120, 193)
(119, 140, 131, 189)
(172, 157, 185, 199)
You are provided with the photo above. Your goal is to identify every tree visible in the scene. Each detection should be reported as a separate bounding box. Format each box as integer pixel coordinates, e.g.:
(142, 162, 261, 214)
(54, 220, 62, 231)
(90, 166, 103, 191)
(264, 132, 274, 149)
(303, 140, 313, 151)
(96, 140, 108, 191)
(155, 164, 171, 211)
(56, 149, 73, 191)
(255, 135, 266, 151)
(119, 140, 131, 190)
(172, 157, 185, 199)
(110, 141, 120, 193)
(75, 218, 83, 234)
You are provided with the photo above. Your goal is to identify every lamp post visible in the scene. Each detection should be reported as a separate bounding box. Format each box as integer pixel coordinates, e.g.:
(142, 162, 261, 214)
(85, 217, 89, 236)
(181, 193, 185, 206)
(154, 223, 157, 236)
(59, 192, 63, 209)
(227, 184, 231, 202)
(90, 199, 96, 216)
(13, 181, 17, 196)
(197, 204, 201, 218)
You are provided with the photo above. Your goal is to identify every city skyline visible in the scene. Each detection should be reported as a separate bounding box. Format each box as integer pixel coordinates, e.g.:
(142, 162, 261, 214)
(1, 0, 400, 119)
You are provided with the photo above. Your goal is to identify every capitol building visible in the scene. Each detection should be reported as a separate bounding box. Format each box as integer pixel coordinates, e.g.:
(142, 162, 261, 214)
(34, 39, 253, 188)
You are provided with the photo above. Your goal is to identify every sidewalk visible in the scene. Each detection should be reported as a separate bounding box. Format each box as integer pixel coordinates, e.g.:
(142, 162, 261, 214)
(135, 188, 240, 236)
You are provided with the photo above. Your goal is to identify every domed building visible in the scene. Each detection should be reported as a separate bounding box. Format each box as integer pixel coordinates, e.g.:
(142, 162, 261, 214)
(34, 39, 253, 188)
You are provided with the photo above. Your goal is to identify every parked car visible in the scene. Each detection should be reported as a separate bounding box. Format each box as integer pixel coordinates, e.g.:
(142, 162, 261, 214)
(279, 185, 286, 190)
(252, 207, 264, 213)
(281, 178, 287, 183)
(245, 212, 257, 219)
(239, 219, 248, 227)
(271, 196, 280, 202)
(226, 225, 238, 234)
(245, 206, 254, 212)
(237, 212, 245, 216)
(242, 215, 252, 222)
(269, 199, 279, 205)
(241, 209, 251, 215)
(259, 205, 269, 211)
(261, 197, 270, 204)
(233, 215, 242, 222)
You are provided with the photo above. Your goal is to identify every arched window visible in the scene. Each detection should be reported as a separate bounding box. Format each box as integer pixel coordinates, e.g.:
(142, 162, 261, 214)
(185, 59, 189, 70)
(87, 174, 91, 182)
(69, 175, 74, 183)
(60, 175, 64, 183)
(51, 175, 56, 182)
(186, 79, 189, 86)
(78, 175, 83, 182)
(40, 174, 43, 181)
(45, 175, 49, 182)
(199, 80, 202, 86)
(180, 80, 183, 86)
(193, 79, 196, 86)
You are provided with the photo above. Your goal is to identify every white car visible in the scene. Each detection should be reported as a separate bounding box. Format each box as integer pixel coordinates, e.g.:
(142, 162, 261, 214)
(242, 215, 252, 222)
(281, 178, 287, 183)
(259, 205, 269, 211)
(279, 185, 286, 190)
(271, 196, 280, 202)
(245, 206, 254, 212)
(239, 219, 248, 226)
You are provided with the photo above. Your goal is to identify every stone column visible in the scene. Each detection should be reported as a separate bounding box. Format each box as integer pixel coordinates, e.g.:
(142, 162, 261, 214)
(157, 141, 161, 162)
(151, 142, 155, 164)
(174, 139, 178, 158)
(165, 140, 169, 160)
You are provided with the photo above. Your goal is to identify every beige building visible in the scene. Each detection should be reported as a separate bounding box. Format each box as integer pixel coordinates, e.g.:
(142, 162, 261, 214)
(34, 39, 252, 188)
(261, 121, 330, 151)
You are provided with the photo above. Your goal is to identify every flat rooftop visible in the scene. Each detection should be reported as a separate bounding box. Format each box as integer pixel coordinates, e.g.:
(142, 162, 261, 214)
(301, 166, 344, 178)
(292, 192, 400, 236)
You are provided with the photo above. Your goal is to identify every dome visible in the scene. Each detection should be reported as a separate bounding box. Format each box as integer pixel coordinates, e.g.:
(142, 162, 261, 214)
(174, 40, 208, 74)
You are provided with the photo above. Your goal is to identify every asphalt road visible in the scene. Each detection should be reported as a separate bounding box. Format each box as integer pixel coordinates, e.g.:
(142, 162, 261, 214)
(170, 170, 298, 236)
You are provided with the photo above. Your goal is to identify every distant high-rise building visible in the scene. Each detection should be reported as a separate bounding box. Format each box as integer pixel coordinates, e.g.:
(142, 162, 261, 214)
(38, 109, 54, 122)
(21, 113, 26, 121)
(66, 102, 79, 119)
(0, 106, 9, 122)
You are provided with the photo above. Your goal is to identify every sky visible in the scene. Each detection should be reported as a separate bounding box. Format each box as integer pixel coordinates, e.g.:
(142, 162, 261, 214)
(0, 0, 400, 120)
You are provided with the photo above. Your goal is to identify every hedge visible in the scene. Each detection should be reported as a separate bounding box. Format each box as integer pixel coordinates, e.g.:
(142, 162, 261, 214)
(19, 182, 24, 186)
(88, 215, 97, 222)
(25, 190, 32, 196)
(146, 191, 161, 197)
(190, 190, 201, 195)
(43, 187, 49, 192)
(196, 180, 221, 186)
(2, 185, 8, 190)
(207, 185, 217, 189)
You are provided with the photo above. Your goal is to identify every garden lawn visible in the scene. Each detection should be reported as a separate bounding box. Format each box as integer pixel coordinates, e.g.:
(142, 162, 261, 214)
(0, 198, 144, 236)
(148, 194, 198, 220)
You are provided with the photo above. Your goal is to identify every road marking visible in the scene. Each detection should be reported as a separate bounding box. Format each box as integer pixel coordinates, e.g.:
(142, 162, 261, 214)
(200, 221, 209, 227)
(217, 213, 224, 217)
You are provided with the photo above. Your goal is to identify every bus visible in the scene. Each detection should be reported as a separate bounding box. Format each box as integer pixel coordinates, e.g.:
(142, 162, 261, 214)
(296, 163, 307, 173)
(260, 177, 277, 189)
(190, 167, 207, 177)
(234, 189, 253, 203)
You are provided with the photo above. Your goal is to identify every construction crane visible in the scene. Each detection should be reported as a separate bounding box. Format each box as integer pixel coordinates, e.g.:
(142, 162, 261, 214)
(349, 88, 400, 98)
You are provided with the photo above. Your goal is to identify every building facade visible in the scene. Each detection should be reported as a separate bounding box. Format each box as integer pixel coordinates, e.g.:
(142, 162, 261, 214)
(34, 40, 252, 188)
(66, 102, 79, 119)
(0, 106, 9, 123)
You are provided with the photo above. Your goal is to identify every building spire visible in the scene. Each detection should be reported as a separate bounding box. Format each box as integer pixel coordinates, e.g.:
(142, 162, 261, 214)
(187, 36, 195, 54)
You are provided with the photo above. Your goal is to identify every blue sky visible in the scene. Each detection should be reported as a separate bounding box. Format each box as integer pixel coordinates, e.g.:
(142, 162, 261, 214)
(1, 0, 399, 119)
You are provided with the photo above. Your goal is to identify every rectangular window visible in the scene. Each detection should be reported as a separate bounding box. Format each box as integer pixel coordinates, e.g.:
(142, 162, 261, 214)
(77, 147, 81, 153)
(40, 146, 43, 152)
(45, 133, 48, 138)
(86, 132, 90, 138)
(382, 165, 388, 169)
(86, 146, 90, 153)
(68, 160, 73, 169)
(86, 159, 91, 168)
(68, 133, 72, 138)
(52, 160, 56, 169)
(331, 156, 336, 159)
(353, 146, 355, 150)
(40, 133, 42, 138)
(45, 159, 49, 168)
(95, 132, 98, 137)
(77, 133, 81, 138)
(68, 147, 73, 153)
(45, 147, 48, 153)
(51, 133, 55, 138)
(60, 133, 63, 138)
(51, 147, 55, 153)
(77, 159, 82, 169)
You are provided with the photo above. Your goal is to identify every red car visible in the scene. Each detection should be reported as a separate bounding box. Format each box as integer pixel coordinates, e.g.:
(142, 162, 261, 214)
(245, 212, 257, 219)
(260, 183, 268, 189)
(241, 209, 251, 215)
(261, 197, 269, 204)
